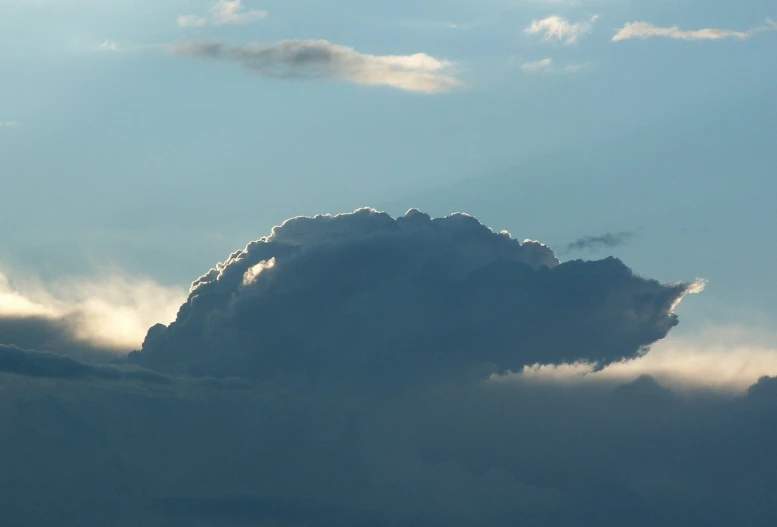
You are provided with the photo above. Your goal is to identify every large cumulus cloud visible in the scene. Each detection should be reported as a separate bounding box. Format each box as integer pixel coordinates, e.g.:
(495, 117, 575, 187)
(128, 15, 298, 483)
(129, 208, 690, 390)
(1, 208, 775, 527)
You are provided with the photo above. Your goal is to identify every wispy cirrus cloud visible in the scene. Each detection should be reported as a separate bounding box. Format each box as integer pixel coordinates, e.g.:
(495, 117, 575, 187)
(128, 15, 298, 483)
(613, 18, 777, 42)
(168, 40, 461, 94)
(0, 121, 21, 127)
(178, 0, 268, 28)
(524, 15, 600, 45)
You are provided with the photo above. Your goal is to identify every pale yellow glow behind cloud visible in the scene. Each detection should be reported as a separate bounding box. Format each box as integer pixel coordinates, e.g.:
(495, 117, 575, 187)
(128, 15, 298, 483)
(0, 269, 186, 352)
(500, 325, 777, 393)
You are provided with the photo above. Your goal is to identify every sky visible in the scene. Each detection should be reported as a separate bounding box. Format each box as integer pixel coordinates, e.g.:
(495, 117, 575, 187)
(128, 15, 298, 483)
(1, 0, 777, 525)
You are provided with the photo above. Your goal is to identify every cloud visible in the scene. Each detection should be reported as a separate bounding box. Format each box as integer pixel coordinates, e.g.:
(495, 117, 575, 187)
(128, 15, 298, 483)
(98, 40, 118, 52)
(613, 18, 777, 42)
(563, 229, 636, 253)
(168, 40, 461, 93)
(3, 208, 777, 526)
(0, 345, 169, 383)
(177, 14, 208, 27)
(0, 269, 186, 358)
(508, 324, 777, 393)
(524, 15, 599, 45)
(519, 57, 592, 73)
(521, 57, 553, 71)
(178, 0, 268, 28)
(0, 121, 21, 127)
(4, 353, 777, 525)
(128, 208, 690, 390)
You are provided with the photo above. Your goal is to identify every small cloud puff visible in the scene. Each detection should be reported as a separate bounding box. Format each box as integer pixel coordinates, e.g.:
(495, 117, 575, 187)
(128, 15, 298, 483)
(178, 0, 268, 27)
(521, 57, 553, 71)
(525, 15, 600, 45)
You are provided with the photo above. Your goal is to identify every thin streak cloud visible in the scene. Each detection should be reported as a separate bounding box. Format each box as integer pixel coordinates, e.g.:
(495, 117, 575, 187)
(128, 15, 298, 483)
(168, 40, 461, 94)
(564, 230, 636, 253)
(613, 19, 777, 41)
(519, 57, 592, 73)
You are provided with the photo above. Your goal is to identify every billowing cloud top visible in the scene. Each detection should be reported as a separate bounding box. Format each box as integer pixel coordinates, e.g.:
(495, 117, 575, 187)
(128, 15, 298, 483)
(129, 208, 690, 389)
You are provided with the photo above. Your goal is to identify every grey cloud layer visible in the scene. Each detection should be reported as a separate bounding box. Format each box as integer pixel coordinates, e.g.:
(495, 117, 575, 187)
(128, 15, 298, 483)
(3, 361, 777, 525)
(1, 208, 776, 526)
(168, 40, 461, 93)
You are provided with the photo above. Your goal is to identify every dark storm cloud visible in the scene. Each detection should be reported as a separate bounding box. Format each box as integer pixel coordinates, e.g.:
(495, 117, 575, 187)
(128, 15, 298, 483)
(128, 208, 689, 389)
(2, 208, 775, 526)
(564, 229, 637, 254)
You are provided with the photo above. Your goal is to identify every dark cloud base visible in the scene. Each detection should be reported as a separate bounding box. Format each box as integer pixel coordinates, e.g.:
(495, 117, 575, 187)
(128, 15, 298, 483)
(0, 209, 774, 526)
(2, 372, 777, 526)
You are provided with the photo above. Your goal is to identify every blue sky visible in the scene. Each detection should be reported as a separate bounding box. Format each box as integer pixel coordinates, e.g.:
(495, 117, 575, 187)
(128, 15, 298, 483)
(1, 0, 775, 338)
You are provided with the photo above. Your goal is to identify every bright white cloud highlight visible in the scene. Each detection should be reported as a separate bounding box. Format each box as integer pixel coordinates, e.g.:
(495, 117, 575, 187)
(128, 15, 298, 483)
(613, 19, 777, 42)
(178, 0, 268, 28)
(169, 40, 461, 94)
(524, 15, 599, 45)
